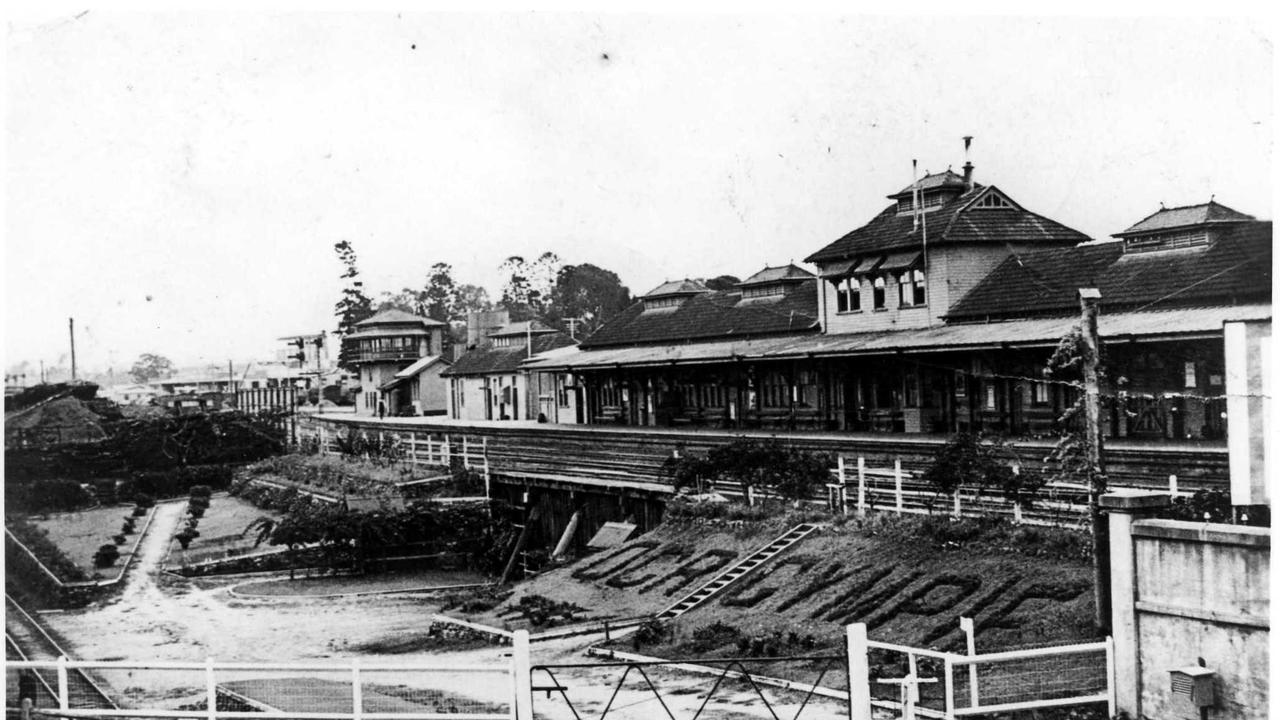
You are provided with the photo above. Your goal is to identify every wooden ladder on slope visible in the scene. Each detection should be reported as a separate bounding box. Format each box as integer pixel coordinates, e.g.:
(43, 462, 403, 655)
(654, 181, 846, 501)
(654, 522, 822, 621)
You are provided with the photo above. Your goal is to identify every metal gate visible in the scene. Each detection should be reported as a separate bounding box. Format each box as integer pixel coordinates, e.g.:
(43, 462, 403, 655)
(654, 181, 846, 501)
(529, 653, 850, 719)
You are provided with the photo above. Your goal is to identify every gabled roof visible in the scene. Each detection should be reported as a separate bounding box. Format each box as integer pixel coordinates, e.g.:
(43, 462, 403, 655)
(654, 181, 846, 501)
(646, 279, 710, 297)
(489, 320, 558, 338)
(442, 333, 577, 377)
(1115, 201, 1256, 237)
(579, 279, 820, 349)
(393, 355, 449, 378)
(354, 309, 446, 327)
(738, 264, 815, 286)
(805, 184, 1090, 264)
(888, 169, 968, 198)
(947, 221, 1272, 320)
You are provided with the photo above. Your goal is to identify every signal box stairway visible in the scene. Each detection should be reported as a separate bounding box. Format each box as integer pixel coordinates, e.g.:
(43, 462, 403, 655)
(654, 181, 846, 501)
(655, 522, 822, 621)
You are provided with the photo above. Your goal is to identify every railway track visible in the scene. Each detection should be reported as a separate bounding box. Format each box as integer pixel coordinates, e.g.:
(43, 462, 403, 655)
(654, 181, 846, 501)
(4, 595, 117, 712)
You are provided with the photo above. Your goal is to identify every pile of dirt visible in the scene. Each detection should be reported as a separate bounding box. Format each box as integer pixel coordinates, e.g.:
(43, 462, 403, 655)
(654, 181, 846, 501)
(5, 396, 108, 444)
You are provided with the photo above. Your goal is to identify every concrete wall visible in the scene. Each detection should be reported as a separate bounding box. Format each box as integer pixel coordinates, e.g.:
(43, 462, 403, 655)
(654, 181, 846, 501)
(1225, 320, 1271, 506)
(1106, 494, 1269, 720)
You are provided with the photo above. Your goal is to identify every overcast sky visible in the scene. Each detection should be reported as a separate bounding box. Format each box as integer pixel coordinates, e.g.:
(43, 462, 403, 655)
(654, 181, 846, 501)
(4, 12, 1273, 374)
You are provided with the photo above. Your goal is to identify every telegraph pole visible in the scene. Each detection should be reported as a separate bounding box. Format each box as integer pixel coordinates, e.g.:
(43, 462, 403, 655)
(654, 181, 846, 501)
(68, 318, 77, 381)
(1079, 288, 1110, 634)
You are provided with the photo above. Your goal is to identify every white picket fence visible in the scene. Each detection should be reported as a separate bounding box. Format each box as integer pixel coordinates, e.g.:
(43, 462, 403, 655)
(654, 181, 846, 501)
(5, 632, 534, 720)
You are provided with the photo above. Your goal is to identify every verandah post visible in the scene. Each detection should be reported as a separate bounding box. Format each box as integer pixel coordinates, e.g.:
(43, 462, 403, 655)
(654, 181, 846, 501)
(846, 624, 872, 720)
(56, 656, 69, 711)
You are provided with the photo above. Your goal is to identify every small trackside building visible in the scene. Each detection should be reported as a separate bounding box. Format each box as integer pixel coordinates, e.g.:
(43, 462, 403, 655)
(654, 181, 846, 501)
(341, 309, 449, 417)
(443, 321, 577, 422)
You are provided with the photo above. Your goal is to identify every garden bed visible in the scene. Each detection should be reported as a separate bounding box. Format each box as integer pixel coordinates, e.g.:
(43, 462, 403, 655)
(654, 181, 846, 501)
(165, 495, 283, 567)
(234, 569, 489, 597)
(30, 504, 154, 581)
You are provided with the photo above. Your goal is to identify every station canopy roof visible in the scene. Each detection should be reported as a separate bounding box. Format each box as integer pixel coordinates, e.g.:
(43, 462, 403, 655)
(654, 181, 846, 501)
(523, 304, 1270, 371)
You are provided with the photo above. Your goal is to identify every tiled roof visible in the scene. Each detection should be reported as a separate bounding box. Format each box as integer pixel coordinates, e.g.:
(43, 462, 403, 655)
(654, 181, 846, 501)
(646, 279, 710, 297)
(1117, 201, 1256, 236)
(739, 264, 815, 285)
(947, 221, 1272, 320)
(805, 185, 1091, 264)
(528, 304, 1271, 370)
(579, 280, 820, 349)
(888, 170, 968, 198)
(442, 333, 577, 377)
(354, 309, 446, 327)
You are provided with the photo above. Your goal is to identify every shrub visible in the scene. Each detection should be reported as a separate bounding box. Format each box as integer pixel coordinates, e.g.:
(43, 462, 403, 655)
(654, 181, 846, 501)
(131, 505, 148, 517)
(661, 438, 832, 502)
(112, 534, 126, 545)
(175, 528, 200, 550)
(121, 517, 136, 534)
(189, 484, 214, 499)
(187, 505, 206, 520)
(922, 433, 1025, 506)
(134, 493, 155, 509)
(93, 543, 120, 567)
(188, 495, 211, 510)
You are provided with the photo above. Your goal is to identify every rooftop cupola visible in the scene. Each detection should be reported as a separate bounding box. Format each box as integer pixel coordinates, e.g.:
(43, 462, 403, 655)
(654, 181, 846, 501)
(736, 264, 815, 300)
(1113, 200, 1256, 253)
(642, 279, 710, 311)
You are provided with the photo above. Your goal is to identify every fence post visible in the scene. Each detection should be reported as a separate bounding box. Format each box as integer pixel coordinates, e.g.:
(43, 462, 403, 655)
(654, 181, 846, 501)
(943, 655, 955, 720)
(463, 436, 471, 469)
(894, 458, 904, 514)
(407, 433, 417, 466)
(846, 623, 872, 720)
(953, 489, 961, 519)
(56, 656, 69, 711)
(960, 617, 978, 709)
(444, 434, 452, 465)
(857, 456, 867, 518)
(1105, 635, 1117, 719)
(1011, 465, 1023, 524)
(837, 456, 848, 516)
(905, 653, 919, 720)
(1168, 474, 1178, 497)
(205, 657, 217, 720)
(512, 629, 534, 720)
(351, 659, 363, 720)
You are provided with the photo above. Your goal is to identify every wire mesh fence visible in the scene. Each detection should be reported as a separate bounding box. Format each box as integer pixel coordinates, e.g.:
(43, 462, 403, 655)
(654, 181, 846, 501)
(947, 640, 1112, 716)
(4, 660, 513, 720)
(531, 655, 850, 720)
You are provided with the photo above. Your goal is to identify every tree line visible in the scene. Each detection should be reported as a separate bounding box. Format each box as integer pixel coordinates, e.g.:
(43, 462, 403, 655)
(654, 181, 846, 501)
(333, 241, 635, 365)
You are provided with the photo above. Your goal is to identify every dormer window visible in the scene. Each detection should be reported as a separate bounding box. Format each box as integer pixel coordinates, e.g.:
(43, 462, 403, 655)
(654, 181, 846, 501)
(896, 193, 948, 215)
(643, 295, 686, 311)
(742, 284, 785, 300)
(1124, 229, 1210, 253)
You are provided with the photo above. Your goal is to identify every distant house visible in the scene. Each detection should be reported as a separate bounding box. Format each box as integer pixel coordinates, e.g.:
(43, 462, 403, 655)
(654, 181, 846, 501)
(341, 309, 449, 417)
(444, 321, 577, 421)
(102, 383, 158, 406)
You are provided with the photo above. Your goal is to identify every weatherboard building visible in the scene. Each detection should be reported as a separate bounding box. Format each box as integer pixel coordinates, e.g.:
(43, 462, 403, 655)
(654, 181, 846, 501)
(525, 166, 1271, 475)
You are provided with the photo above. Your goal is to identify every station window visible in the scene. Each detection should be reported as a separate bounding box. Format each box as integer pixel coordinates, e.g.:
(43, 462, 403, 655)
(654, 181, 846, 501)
(873, 276, 887, 310)
(836, 278, 861, 313)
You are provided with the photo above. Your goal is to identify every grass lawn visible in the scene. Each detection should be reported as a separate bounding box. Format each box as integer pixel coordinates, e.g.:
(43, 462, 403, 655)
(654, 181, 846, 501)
(234, 568, 490, 597)
(173, 496, 283, 565)
(33, 504, 149, 581)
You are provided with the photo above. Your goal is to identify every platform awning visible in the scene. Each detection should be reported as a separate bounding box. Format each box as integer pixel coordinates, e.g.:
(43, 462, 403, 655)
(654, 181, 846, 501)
(818, 259, 861, 279)
(522, 304, 1268, 372)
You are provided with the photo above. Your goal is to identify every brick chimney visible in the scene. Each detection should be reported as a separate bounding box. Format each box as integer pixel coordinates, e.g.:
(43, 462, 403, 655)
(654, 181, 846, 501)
(962, 136, 974, 190)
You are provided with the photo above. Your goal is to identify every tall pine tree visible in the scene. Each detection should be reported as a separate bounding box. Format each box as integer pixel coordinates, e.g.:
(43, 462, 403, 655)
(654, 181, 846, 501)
(334, 240, 374, 369)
